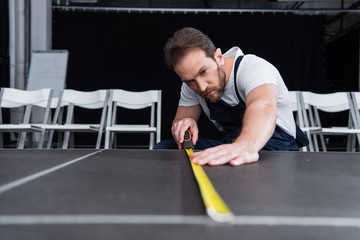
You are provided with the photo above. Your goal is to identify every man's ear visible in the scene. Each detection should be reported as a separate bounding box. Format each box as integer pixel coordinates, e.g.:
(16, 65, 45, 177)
(214, 48, 224, 65)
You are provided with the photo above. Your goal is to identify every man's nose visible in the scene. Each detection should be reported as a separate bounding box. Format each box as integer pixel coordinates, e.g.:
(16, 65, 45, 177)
(197, 80, 207, 92)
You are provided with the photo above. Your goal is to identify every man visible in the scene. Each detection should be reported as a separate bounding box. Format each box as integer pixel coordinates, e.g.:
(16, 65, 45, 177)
(154, 27, 308, 166)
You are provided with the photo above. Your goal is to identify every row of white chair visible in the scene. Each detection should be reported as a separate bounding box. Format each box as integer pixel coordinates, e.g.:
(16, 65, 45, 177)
(0, 88, 162, 149)
(290, 91, 360, 152)
(3, 88, 358, 151)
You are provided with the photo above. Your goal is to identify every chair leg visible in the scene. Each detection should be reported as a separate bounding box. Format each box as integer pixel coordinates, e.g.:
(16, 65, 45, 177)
(104, 130, 110, 149)
(319, 135, 327, 152)
(62, 131, 70, 149)
(312, 134, 320, 152)
(149, 132, 154, 150)
(37, 130, 46, 149)
(46, 130, 55, 149)
(17, 132, 27, 149)
(95, 130, 102, 149)
(303, 131, 314, 152)
(346, 135, 356, 152)
(109, 132, 115, 149)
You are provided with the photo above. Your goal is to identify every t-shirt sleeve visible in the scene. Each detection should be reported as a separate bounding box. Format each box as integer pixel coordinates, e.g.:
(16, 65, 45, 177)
(237, 55, 280, 97)
(178, 83, 200, 106)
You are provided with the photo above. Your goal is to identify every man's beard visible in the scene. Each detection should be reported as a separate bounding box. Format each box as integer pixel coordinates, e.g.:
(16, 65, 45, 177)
(205, 66, 226, 103)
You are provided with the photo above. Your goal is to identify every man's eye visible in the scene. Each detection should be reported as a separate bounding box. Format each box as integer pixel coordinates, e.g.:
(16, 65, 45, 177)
(200, 70, 207, 75)
(184, 80, 194, 84)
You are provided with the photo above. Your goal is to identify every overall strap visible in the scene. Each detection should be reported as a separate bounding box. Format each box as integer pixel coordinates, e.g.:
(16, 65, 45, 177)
(233, 55, 243, 102)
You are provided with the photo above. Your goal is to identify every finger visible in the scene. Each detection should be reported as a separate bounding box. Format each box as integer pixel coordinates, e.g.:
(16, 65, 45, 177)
(230, 153, 259, 166)
(172, 123, 186, 144)
(193, 129, 199, 145)
(171, 126, 183, 149)
(179, 126, 188, 144)
(191, 147, 226, 165)
(191, 145, 220, 159)
(191, 127, 199, 145)
(189, 151, 207, 165)
(207, 151, 238, 166)
(229, 159, 245, 166)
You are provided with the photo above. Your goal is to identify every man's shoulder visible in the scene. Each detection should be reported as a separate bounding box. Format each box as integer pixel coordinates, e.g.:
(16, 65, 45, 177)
(240, 54, 277, 73)
(223, 46, 244, 57)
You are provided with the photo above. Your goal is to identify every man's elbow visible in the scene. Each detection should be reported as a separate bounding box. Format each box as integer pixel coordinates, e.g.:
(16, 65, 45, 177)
(262, 101, 278, 122)
(248, 99, 278, 122)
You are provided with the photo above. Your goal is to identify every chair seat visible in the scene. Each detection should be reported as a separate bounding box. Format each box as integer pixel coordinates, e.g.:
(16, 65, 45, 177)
(301, 126, 322, 133)
(0, 124, 42, 132)
(32, 124, 100, 132)
(107, 124, 157, 133)
(314, 127, 360, 135)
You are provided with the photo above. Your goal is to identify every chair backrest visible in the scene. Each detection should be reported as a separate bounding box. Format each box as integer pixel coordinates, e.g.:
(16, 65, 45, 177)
(289, 91, 308, 128)
(0, 88, 53, 108)
(111, 89, 161, 110)
(44, 97, 60, 109)
(352, 92, 360, 110)
(289, 91, 299, 112)
(301, 91, 351, 113)
(59, 89, 108, 109)
(53, 89, 109, 124)
(0, 88, 53, 124)
(300, 91, 354, 128)
(351, 92, 360, 129)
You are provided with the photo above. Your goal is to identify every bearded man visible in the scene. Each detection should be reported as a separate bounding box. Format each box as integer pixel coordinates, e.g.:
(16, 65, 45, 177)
(154, 27, 308, 166)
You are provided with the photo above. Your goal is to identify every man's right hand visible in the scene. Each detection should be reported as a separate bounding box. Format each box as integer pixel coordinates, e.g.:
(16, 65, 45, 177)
(171, 118, 199, 149)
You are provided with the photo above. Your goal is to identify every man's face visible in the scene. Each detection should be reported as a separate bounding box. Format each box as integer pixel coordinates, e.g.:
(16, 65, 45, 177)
(174, 48, 226, 103)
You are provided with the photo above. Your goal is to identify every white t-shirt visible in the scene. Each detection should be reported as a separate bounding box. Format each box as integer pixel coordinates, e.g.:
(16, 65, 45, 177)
(178, 47, 296, 138)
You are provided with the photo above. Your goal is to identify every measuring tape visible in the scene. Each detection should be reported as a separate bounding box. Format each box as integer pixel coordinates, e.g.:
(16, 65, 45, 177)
(183, 129, 234, 223)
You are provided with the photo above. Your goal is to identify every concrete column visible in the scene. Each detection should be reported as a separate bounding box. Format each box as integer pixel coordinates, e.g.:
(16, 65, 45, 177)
(9, 0, 26, 90)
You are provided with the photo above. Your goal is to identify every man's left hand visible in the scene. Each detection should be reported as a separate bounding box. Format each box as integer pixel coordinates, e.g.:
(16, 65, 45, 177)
(189, 142, 259, 166)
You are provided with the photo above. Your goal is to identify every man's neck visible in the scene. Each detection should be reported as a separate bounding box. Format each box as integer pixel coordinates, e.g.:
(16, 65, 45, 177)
(224, 56, 236, 84)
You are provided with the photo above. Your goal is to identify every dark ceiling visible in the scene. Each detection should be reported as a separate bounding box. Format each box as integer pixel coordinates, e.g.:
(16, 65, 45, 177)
(54, 0, 360, 10)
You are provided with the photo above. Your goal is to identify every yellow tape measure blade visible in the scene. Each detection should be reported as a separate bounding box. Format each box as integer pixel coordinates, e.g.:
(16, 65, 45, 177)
(185, 148, 234, 222)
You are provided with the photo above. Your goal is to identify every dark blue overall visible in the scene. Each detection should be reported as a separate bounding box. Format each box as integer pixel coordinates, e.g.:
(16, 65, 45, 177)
(154, 56, 308, 150)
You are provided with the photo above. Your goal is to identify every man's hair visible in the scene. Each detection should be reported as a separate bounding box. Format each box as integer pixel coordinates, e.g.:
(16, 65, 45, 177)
(164, 27, 216, 70)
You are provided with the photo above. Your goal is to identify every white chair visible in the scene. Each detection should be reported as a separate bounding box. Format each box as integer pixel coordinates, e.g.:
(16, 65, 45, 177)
(351, 92, 360, 124)
(105, 89, 162, 149)
(351, 92, 360, 148)
(289, 91, 316, 151)
(31, 96, 64, 148)
(300, 91, 360, 152)
(35, 89, 109, 149)
(0, 88, 53, 149)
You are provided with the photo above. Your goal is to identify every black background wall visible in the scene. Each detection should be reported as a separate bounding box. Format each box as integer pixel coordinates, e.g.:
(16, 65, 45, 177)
(52, 10, 328, 146)
(0, 0, 9, 88)
(324, 29, 360, 92)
